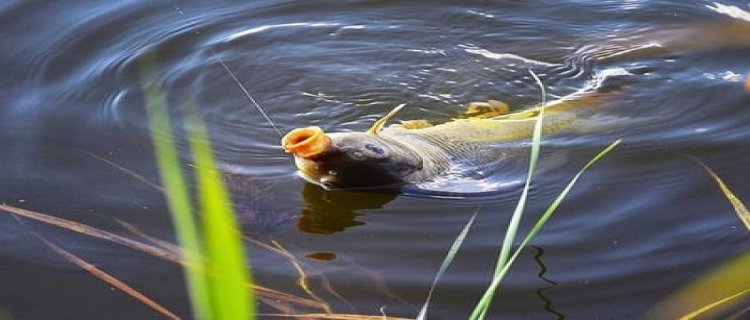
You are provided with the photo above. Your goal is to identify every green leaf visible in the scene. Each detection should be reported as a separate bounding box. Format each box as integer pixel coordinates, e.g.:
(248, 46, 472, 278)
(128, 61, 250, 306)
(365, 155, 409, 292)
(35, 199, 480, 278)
(473, 139, 620, 319)
(417, 209, 479, 320)
(188, 113, 255, 319)
(140, 52, 211, 320)
(470, 69, 547, 320)
(141, 51, 255, 320)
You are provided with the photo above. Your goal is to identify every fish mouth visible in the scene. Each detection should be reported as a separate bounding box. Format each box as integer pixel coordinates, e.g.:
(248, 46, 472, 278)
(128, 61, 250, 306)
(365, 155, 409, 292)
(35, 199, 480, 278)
(281, 126, 331, 158)
(295, 170, 336, 190)
(292, 156, 337, 189)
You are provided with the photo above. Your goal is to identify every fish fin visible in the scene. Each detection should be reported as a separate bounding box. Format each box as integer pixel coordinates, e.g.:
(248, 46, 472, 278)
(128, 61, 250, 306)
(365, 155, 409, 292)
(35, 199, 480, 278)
(487, 89, 611, 121)
(367, 103, 406, 135)
(399, 119, 433, 129)
(464, 100, 510, 119)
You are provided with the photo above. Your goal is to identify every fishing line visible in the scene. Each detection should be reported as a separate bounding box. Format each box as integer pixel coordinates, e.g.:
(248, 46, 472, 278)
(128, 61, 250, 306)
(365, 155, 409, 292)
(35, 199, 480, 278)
(214, 56, 283, 138)
(169, 1, 284, 138)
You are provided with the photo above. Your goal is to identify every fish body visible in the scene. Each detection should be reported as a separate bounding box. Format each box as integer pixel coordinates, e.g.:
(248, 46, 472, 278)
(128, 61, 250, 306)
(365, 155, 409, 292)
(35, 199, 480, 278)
(282, 90, 607, 191)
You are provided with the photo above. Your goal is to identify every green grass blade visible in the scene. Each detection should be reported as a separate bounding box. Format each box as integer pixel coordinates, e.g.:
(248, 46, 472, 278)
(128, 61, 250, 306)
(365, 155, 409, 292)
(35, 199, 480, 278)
(188, 113, 255, 319)
(140, 53, 211, 320)
(681, 286, 750, 320)
(469, 69, 547, 320)
(484, 140, 621, 295)
(644, 160, 750, 319)
(496, 69, 547, 271)
(646, 252, 750, 319)
(416, 209, 479, 320)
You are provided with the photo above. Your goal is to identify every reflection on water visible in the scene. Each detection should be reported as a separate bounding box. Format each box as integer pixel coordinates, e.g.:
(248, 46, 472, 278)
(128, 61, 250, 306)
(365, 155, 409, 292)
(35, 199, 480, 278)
(531, 246, 565, 320)
(298, 182, 396, 234)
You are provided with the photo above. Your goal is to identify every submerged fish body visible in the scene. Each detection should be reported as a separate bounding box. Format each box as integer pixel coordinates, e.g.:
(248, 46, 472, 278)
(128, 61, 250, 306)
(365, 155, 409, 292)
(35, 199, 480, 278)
(282, 90, 608, 191)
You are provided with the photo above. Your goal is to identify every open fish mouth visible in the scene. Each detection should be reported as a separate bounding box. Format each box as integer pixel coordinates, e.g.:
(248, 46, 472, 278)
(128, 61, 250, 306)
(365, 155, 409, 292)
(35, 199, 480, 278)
(281, 126, 331, 158)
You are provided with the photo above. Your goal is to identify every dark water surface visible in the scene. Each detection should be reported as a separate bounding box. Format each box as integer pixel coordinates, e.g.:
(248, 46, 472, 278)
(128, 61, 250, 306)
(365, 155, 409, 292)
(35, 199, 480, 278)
(2, 1, 750, 319)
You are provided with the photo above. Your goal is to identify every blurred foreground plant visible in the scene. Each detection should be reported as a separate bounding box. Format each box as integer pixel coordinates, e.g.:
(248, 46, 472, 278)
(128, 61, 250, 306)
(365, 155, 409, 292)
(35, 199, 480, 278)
(140, 51, 255, 320)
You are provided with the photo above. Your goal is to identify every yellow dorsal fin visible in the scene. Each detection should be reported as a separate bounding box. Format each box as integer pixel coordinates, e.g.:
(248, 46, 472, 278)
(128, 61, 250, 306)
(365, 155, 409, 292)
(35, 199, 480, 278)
(399, 119, 433, 129)
(464, 100, 510, 119)
(367, 103, 406, 135)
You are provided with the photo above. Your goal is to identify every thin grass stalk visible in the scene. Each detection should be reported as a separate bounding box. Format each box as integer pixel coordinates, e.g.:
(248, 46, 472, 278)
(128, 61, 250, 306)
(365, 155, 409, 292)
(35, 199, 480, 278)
(469, 69, 547, 320)
(644, 160, 750, 319)
(188, 112, 255, 319)
(0, 202, 328, 312)
(269, 240, 332, 313)
(0, 203, 182, 263)
(416, 208, 479, 320)
(37, 235, 182, 320)
(140, 53, 211, 320)
(86, 152, 164, 192)
(259, 313, 412, 320)
(477, 140, 621, 304)
(695, 159, 750, 231)
(495, 69, 547, 274)
(680, 288, 750, 320)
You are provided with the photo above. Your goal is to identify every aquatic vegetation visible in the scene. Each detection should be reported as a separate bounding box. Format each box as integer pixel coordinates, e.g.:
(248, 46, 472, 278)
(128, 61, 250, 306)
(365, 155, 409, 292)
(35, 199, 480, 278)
(5, 208, 181, 319)
(470, 139, 620, 319)
(137, 52, 408, 319)
(0, 51, 415, 320)
(646, 160, 750, 319)
(0, 203, 183, 263)
(649, 253, 750, 319)
(417, 209, 479, 320)
(140, 52, 254, 319)
(470, 71, 620, 319)
(36, 234, 181, 320)
(0, 195, 406, 319)
(414, 70, 621, 319)
(698, 160, 750, 231)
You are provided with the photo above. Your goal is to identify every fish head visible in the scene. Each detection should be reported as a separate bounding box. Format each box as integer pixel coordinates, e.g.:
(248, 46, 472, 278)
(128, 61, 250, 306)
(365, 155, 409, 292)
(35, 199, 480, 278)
(281, 126, 422, 189)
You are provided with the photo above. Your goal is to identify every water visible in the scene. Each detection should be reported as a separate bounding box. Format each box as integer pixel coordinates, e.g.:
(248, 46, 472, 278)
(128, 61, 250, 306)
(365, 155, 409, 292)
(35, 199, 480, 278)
(1, 1, 750, 319)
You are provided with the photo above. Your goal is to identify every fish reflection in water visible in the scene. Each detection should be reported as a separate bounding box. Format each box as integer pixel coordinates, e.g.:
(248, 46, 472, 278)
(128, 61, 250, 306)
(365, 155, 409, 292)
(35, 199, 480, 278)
(298, 182, 396, 234)
(224, 172, 297, 235)
(226, 172, 396, 235)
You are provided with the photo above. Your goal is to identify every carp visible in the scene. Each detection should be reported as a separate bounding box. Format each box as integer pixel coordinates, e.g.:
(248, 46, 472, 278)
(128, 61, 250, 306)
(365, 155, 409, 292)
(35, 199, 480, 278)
(281, 88, 609, 191)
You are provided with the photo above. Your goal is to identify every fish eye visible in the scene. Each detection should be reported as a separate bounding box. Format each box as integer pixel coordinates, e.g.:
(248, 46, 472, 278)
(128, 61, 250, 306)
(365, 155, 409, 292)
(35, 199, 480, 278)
(364, 143, 385, 155)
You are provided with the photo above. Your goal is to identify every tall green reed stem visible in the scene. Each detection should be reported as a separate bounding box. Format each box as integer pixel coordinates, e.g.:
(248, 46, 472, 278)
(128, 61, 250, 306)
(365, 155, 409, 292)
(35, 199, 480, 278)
(468, 70, 621, 319)
(141, 51, 255, 320)
(468, 70, 548, 320)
